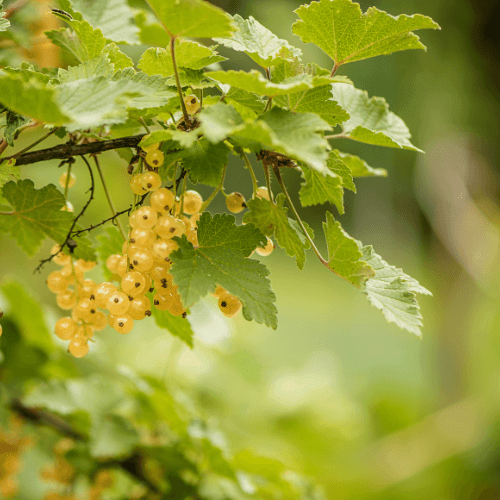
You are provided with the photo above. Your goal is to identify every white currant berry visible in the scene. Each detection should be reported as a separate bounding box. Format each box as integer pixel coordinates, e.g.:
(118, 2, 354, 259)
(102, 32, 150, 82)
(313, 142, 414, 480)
(134, 206, 158, 229)
(54, 317, 77, 341)
(129, 248, 154, 273)
(121, 271, 147, 297)
(47, 271, 69, 294)
(130, 174, 148, 195)
(218, 292, 242, 318)
(145, 150, 164, 169)
(256, 237, 274, 257)
(51, 244, 71, 266)
(68, 338, 89, 358)
(106, 254, 121, 274)
(128, 295, 151, 320)
(256, 186, 270, 200)
(106, 291, 130, 315)
(150, 188, 175, 214)
(155, 215, 186, 239)
(182, 190, 203, 215)
(226, 192, 246, 213)
(113, 314, 134, 334)
(94, 282, 117, 309)
(56, 290, 77, 310)
(59, 172, 76, 188)
(141, 141, 160, 153)
(129, 227, 156, 248)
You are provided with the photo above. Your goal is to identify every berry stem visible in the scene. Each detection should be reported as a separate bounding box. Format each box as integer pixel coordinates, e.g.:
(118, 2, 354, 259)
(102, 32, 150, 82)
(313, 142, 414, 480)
(201, 162, 227, 212)
(92, 155, 126, 240)
(273, 166, 332, 271)
(263, 161, 273, 203)
(64, 163, 72, 199)
(170, 36, 190, 123)
(138, 117, 151, 134)
(238, 148, 258, 197)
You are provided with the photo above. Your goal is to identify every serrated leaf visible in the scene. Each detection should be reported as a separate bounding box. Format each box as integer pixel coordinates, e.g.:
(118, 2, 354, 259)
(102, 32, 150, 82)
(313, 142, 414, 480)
(141, 129, 197, 151)
(244, 195, 310, 270)
(150, 306, 194, 348)
(57, 55, 114, 82)
(0, 159, 20, 189)
(135, 11, 171, 47)
(0, 1, 10, 32)
(62, 0, 140, 44)
(0, 73, 70, 125)
(292, 0, 440, 67)
(165, 139, 231, 187)
(331, 83, 422, 151)
(138, 40, 226, 78)
(300, 165, 345, 214)
(214, 14, 302, 67)
(169, 212, 277, 328)
(0, 180, 79, 257)
(145, 0, 234, 39)
(328, 151, 356, 191)
(334, 149, 387, 177)
(206, 69, 337, 98)
(2, 63, 52, 85)
(103, 43, 134, 70)
(4, 110, 30, 146)
(96, 226, 124, 280)
(224, 87, 265, 118)
(232, 108, 331, 173)
(361, 245, 431, 336)
(323, 212, 374, 287)
(198, 103, 244, 144)
(90, 415, 139, 459)
(1, 281, 54, 353)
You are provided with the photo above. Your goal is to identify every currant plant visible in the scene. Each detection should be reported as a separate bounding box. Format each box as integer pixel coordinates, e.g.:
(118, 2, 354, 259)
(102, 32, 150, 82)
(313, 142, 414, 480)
(0, 0, 439, 494)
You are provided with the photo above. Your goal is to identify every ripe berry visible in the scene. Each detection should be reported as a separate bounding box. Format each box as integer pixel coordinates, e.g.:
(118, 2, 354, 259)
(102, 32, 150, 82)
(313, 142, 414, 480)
(51, 244, 71, 266)
(256, 237, 274, 256)
(121, 271, 147, 297)
(68, 338, 89, 358)
(113, 314, 134, 334)
(130, 174, 148, 195)
(150, 263, 171, 281)
(106, 254, 121, 274)
(155, 215, 186, 239)
(91, 311, 107, 331)
(61, 201, 74, 212)
(145, 150, 164, 169)
(94, 282, 117, 308)
(106, 291, 130, 315)
(151, 238, 178, 261)
(77, 279, 97, 299)
(150, 188, 175, 214)
(182, 190, 203, 215)
(59, 171, 76, 188)
(75, 259, 96, 272)
(142, 141, 160, 153)
(56, 289, 77, 310)
(130, 227, 156, 248)
(115, 255, 129, 277)
(128, 295, 151, 320)
(184, 94, 200, 114)
(47, 271, 69, 293)
(218, 292, 242, 318)
(134, 206, 158, 229)
(212, 285, 226, 298)
(256, 186, 270, 200)
(54, 317, 77, 340)
(128, 248, 154, 273)
(226, 192, 246, 213)
(74, 299, 97, 322)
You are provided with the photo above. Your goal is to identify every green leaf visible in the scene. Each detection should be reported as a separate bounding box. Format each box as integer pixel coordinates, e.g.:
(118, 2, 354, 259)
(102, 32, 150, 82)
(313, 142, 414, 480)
(138, 40, 226, 77)
(4, 110, 30, 146)
(1, 63, 52, 85)
(62, 0, 140, 44)
(224, 87, 265, 119)
(299, 165, 345, 214)
(198, 103, 244, 144)
(232, 108, 331, 173)
(102, 43, 134, 70)
(243, 195, 310, 270)
(0, 159, 20, 189)
(57, 55, 114, 82)
(214, 14, 302, 67)
(292, 0, 440, 67)
(328, 151, 356, 191)
(206, 69, 337, 98)
(0, 1, 10, 32)
(334, 149, 387, 177)
(166, 139, 231, 187)
(0, 73, 70, 125)
(135, 11, 171, 47)
(0, 281, 54, 353)
(169, 213, 277, 328)
(90, 415, 139, 459)
(0, 180, 75, 257)
(145, 0, 234, 38)
(331, 83, 422, 151)
(150, 306, 195, 348)
(322, 212, 374, 287)
(361, 244, 431, 336)
(96, 226, 124, 281)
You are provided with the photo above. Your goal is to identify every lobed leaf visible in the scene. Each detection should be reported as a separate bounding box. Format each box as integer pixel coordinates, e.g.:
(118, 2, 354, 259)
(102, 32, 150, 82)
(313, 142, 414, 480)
(334, 149, 387, 177)
(331, 83, 422, 151)
(292, 0, 440, 67)
(169, 213, 277, 328)
(145, 0, 234, 39)
(150, 306, 195, 349)
(0, 159, 20, 189)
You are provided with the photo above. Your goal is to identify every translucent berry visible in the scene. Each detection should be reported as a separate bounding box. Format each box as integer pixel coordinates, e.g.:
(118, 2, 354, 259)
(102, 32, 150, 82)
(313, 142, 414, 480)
(155, 215, 186, 239)
(59, 171, 76, 188)
(91, 311, 107, 331)
(113, 314, 134, 334)
(61, 201, 74, 212)
(134, 206, 158, 229)
(115, 255, 129, 277)
(256, 186, 270, 200)
(128, 210, 141, 228)
(150, 263, 171, 281)
(153, 292, 171, 311)
(94, 282, 117, 308)
(153, 277, 175, 295)
(167, 296, 186, 317)
(151, 238, 178, 261)
(130, 174, 148, 195)
(54, 317, 77, 340)
(226, 192, 246, 213)
(75, 259, 96, 272)
(121, 271, 147, 297)
(75, 324, 94, 340)
(129, 248, 154, 273)
(47, 271, 69, 293)
(51, 244, 71, 266)
(68, 338, 89, 358)
(128, 295, 151, 320)
(218, 292, 242, 318)
(186, 227, 198, 246)
(190, 213, 201, 228)
(182, 190, 203, 215)
(56, 289, 77, 310)
(106, 254, 121, 274)
(184, 94, 200, 114)
(145, 150, 164, 169)
(106, 291, 130, 315)
(256, 237, 274, 256)
(77, 279, 97, 299)
(150, 188, 175, 214)
(129, 227, 156, 248)
(141, 141, 160, 153)
(212, 285, 226, 298)
(74, 299, 98, 322)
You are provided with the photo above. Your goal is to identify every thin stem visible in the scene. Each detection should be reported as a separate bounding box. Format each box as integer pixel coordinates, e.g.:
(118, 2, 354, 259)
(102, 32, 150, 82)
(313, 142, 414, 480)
(0, 139, 8, 156)
(201, 163, 227, 212)
(263, 97, 273, 113)
(64, 163, 72, 199)
(170, 36, 189, 123)
(138, 117, 151, 134)
(325, 133, 347, 140)
(179, 174, 187, 215)
(13, 127, 58, 158)
(263, 162, 273, 202)
(330, 63, 339, 77)
(273, 166, 331, 270)
(238, 148, 258, 196)
(93, 155, 126, 240)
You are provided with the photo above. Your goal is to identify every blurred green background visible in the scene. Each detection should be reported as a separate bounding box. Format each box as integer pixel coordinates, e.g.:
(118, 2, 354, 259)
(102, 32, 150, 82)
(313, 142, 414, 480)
(2, 0, 500, 498)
